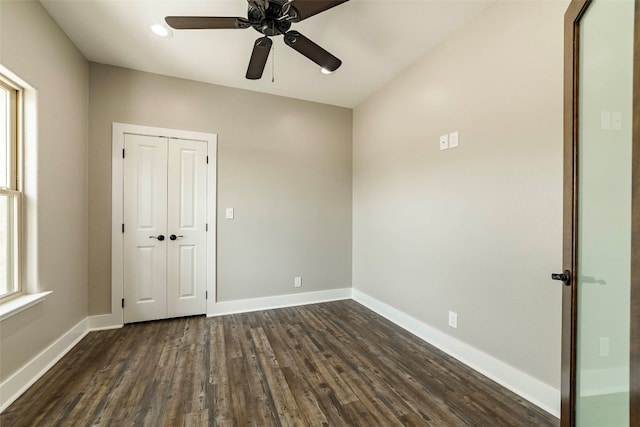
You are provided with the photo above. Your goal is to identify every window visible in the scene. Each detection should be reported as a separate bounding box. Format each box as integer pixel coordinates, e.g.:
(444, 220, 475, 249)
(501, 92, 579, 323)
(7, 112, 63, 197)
(0, 75, 21, 301)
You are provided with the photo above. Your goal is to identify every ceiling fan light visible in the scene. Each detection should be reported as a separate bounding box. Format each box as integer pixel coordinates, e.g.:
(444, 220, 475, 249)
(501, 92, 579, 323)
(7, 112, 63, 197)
(151, 24, 173, 38)
(321, 58, 342, 75)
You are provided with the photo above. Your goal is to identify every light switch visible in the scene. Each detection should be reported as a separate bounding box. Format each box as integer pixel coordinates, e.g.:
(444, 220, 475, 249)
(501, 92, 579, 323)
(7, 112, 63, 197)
(601, 111, 611, 130)
(612, 112, 622, 130)
(225, 208, 234, 219)
(449, 131, 459, 148)
(439, 135, 449, 151)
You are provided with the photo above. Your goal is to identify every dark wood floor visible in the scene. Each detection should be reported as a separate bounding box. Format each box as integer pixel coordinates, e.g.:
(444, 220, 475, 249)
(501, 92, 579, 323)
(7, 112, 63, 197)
(1, 300, 558, 426)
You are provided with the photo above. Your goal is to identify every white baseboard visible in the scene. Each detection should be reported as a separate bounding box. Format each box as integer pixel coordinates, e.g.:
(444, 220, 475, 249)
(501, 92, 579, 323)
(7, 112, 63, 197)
(88, 313, 123, 331)
(580, 367, 629, 397)
(352, 289, 561, 418)
(208, 288, 353, 317)
(0, 318, 89, 412)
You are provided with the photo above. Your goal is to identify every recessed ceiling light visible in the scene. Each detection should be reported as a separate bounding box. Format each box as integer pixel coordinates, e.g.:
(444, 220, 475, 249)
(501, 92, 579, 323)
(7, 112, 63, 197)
(320, 67, 334, 75)
(151, 24, 172, 38)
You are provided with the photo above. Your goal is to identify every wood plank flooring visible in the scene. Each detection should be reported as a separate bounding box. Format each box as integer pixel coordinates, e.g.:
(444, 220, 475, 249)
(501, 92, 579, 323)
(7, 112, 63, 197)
(1, 300, 559, 426)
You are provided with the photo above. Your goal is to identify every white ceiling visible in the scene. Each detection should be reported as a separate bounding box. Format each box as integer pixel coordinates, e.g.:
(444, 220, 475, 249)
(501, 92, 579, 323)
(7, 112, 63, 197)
(40, 0, 492, 108)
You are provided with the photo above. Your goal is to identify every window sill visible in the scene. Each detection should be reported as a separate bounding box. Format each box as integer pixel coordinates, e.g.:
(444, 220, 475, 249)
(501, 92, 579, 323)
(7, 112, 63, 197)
(0, 291, 52, 321)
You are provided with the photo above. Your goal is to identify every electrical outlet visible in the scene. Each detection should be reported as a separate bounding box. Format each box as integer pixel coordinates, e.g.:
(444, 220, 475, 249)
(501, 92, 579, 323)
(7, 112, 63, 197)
(449, 131, 459, 148)
(448, 311, 458, 329)
(599, 337, 610, 357)
(225, 208, 234, 219)
(294, 276, 302, 288)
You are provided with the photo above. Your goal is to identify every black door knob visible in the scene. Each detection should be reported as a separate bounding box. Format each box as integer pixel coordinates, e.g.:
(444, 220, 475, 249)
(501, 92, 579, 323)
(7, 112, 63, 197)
(149, 235, 165, 241)
(169, 234, 184, 241)
(551, 270, 571, 286)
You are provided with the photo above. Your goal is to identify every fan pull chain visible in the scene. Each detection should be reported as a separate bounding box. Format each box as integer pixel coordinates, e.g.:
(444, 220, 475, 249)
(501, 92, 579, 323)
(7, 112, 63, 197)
(271, 42, 276, 83)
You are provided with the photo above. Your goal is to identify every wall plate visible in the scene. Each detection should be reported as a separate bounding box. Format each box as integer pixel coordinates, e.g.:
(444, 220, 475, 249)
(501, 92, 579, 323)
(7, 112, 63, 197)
(440, 135, 449, 151)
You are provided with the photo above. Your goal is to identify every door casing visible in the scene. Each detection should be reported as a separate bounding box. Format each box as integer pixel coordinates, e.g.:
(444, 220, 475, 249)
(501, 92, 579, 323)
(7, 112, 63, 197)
(562, 1, 640, 425)
(111, 123, 217, 326)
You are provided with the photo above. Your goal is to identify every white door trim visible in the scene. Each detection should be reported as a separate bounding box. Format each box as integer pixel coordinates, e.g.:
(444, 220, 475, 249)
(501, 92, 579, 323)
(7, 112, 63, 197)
(111, 123, 217, 326)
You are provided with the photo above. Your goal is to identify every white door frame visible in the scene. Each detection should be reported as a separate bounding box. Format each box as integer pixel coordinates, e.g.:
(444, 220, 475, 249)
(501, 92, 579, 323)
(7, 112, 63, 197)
(111, 123, 217, 326)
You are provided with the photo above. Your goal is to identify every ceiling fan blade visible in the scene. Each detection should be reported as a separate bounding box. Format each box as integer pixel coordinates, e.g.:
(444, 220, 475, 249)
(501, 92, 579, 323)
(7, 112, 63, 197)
(287, 0, 349, 22)
(246, 37, 273, 80)
(284, 31, 341, 72)
(165, 16, 250, 30)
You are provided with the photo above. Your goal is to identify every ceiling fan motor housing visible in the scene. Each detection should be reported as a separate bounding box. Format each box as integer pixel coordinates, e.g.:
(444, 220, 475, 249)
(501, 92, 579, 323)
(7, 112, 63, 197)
(248, 0, 293, 36)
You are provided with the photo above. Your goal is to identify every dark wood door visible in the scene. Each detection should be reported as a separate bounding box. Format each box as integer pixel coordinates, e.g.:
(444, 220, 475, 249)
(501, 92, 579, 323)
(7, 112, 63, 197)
(562, 1, 639, 426)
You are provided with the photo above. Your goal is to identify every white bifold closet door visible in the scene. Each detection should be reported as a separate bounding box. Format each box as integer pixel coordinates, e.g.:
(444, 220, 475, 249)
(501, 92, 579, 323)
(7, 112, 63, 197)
(123, 133, 207, 324)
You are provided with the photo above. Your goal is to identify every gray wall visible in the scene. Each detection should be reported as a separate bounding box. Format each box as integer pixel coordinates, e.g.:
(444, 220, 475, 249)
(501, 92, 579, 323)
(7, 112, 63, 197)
(0, 1, 89, 382)
(88, 64, 352, 314)
(352, 0, 567, 388)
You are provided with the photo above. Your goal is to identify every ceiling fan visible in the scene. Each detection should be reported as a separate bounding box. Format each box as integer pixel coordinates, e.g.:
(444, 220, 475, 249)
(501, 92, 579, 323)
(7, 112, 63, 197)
(165, 0, 350, 80)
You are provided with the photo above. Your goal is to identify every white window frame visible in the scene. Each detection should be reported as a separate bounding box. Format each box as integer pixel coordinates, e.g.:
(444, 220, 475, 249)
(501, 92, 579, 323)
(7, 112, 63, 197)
(0, 74, 23, 302)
